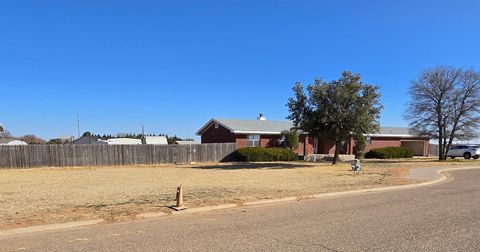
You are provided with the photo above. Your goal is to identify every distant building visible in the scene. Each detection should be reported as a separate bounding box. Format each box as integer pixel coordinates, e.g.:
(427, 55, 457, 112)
(57, 135, 74, 144)
(100, 138, 142, 145)
(175, 140, 200, 145)
(72, 136, 105, 145)
(0, 139, 28, 146)
(197, 114, 430, 157)
(142, 136, 168, 145)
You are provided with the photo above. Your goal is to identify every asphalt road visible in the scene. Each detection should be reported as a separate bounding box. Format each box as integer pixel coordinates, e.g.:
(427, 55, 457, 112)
(2, 169, 480, 252)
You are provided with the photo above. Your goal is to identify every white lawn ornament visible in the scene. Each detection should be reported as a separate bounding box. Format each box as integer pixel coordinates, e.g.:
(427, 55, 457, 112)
(351, 159, 361, 174)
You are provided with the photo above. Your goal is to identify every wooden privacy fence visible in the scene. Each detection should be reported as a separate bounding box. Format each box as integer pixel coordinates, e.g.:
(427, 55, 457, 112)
(429, 144, 439, 157)
(0, 143, 237, 169)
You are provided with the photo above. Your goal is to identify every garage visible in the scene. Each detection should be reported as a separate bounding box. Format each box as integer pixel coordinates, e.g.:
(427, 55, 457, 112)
(401, 140, 425, 156)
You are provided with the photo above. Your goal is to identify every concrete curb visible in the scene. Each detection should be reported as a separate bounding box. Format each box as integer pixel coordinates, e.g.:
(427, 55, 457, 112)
(2, 166, 479, 237)
(0, 219, 104, 237)
(139, 166, 480, 215)
(243, 166, 480, 206)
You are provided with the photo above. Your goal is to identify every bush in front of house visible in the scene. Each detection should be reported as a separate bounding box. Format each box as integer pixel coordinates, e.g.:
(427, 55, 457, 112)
(233, 147, 299, 162)
(364, 147, 413, 159)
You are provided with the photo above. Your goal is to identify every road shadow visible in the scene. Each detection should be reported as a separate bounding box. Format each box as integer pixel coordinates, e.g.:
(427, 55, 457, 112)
(192, 162, 313, 170)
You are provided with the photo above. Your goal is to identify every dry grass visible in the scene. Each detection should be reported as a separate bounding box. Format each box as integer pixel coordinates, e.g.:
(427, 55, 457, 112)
(1, 159, 478, 229)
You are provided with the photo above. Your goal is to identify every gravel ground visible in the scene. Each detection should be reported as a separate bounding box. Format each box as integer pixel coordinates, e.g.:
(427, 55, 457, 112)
(0, 160, 477, 229)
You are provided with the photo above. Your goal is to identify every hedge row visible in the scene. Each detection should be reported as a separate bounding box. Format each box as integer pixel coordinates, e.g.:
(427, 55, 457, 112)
(364, 147, 413, 159)
(232, 147, 299, 162)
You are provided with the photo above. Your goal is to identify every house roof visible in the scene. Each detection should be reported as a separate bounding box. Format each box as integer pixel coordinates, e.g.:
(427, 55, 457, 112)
(102, 138, 142, 145)
(196, 118, 294, 135)
(143, 136, 168, 145)
(0, 139, 28, 145)
(367, 126, 419, 138)
(72, 136, 99, 144)
(379, 127, 411, 135)
(197, 118, 422, 138)
(175, 140, 201, 145)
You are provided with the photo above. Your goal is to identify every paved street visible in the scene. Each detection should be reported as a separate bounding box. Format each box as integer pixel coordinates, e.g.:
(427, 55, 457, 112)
(2, 169, 480, 252)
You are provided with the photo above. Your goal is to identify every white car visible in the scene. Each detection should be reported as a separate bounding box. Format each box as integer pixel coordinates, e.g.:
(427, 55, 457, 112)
(447, 145, 480, 159)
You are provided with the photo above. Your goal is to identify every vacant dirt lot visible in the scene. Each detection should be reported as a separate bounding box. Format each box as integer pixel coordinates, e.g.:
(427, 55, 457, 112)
(0, 159, 477, 229)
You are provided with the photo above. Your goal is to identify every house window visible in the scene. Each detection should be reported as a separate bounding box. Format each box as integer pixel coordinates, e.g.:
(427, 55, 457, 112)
(214, 123, 219, 129)
(366, 136, 372, 144)
(279, 135, 286, 146)
(247, 134, 260, 147)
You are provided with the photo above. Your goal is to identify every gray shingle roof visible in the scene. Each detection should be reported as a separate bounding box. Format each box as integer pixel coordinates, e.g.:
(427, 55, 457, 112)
(196, 118, 294, 135)
(378, 127, 412, 135)
(216, 119, 293, 133)
(197, 118, 417, 137)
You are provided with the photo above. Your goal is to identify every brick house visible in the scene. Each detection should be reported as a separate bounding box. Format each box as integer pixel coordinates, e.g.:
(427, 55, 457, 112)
(196, 115, 430, 157)
(364, 127, 430, 156)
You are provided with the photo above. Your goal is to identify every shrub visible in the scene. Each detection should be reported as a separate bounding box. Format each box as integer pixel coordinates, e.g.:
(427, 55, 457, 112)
(354, 132, 366, 159)
(364, 147, 413, 159)
(281, 130, 299, 150)
(233, 147, 298, 162)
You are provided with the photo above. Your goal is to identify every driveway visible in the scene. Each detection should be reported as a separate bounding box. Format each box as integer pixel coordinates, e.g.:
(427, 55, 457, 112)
(1, 168, 480, 251)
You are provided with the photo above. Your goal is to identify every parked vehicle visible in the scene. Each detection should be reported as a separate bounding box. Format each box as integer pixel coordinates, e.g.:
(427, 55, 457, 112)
(447, 145, 480, 159)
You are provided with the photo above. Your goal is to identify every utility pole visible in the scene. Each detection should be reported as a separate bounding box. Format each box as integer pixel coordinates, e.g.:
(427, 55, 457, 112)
(141, 123, 146, 144)
(77, 109, 80, 139)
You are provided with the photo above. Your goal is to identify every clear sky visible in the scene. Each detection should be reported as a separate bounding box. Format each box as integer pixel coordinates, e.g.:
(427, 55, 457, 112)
(1, 0, 479, 140)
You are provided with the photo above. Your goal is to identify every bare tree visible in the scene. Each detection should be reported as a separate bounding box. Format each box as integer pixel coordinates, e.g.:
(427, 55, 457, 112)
(21, 134, 46, 145)
(405, 66, 480, 160)
(0, 131, 13, 139)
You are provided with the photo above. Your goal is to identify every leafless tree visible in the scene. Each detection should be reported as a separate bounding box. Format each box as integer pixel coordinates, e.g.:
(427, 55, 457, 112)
(405, 66, 480, 160)
(21, 134, 46, 145)
(0, 130, 13, 139)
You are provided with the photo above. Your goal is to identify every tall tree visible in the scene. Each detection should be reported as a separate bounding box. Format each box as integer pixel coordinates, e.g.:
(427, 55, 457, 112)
(287, 71, 382, 164)
(21, 135, 46, 145)
(405, 66, 480, 160)
(82, 131, 92, 137)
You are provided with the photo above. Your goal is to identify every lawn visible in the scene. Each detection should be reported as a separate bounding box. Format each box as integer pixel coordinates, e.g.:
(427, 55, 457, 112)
(0, 159, 477, 230)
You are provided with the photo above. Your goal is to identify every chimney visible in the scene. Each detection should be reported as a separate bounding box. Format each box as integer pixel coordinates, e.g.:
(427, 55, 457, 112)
(257, 113, 266, 121)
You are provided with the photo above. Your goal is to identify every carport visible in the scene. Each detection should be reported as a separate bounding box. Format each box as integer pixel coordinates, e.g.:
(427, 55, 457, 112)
(401, 140, 426, 156)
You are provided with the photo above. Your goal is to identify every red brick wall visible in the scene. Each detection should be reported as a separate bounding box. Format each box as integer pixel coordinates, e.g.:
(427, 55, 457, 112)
(364, 137, 402, 153)
(317, 137, 336, 154)
(364, 137, 429, 156)
(235, 135, 247, 148)
(200, 123, 236, 144)
(234, 134, 281, 148)
(295, 135, 315, 156)
(260, 135, 282, 147)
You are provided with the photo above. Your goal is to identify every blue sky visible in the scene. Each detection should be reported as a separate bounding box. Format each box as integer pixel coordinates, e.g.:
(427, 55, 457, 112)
(1, 0, 479, 140)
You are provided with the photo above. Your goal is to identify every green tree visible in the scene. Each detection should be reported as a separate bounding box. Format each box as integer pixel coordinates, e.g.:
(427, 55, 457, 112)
(82, 131, 92, 137)
(47, 138, 63, 144)
(353, 132, 366, 159)
(287, 71, 382, 164)
(281, 130, 299, 150)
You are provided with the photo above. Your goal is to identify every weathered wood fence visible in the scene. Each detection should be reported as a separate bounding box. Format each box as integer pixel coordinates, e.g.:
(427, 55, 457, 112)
(0, 143, 237, 169)
(429, 144, 439, 157)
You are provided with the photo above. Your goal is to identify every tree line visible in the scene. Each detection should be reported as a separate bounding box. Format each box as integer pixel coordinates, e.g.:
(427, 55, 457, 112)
(0, 130, 194, 145)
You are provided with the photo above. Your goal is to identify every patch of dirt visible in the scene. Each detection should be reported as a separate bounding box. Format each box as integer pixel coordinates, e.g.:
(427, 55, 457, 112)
(1, 160, 477, 230)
